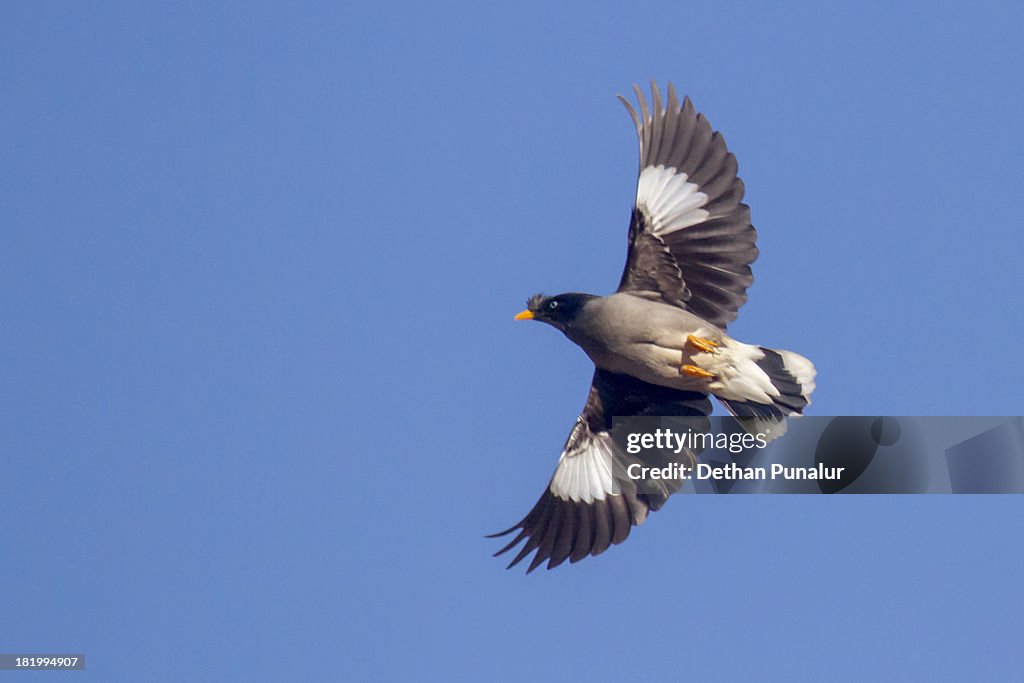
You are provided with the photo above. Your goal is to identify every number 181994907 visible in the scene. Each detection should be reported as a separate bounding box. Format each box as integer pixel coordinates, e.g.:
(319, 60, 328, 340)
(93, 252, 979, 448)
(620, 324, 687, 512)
(16, 657, 80, 669)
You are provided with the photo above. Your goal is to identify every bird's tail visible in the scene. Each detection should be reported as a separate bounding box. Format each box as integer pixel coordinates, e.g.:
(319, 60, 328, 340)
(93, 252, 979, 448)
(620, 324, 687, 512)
(719, 347, 816, 438)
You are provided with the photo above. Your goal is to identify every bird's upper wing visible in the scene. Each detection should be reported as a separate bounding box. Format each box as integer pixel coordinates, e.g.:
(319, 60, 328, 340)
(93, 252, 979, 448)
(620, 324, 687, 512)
(617, 82, 757, 330)
(489, 369, 711, 572)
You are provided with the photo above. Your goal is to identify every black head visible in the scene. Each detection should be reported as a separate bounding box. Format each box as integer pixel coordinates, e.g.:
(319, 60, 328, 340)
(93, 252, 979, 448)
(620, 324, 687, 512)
(515, 292, 595, 331)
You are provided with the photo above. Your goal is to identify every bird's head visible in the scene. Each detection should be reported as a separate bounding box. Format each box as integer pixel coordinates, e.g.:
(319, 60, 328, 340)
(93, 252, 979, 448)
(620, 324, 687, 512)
(515, 293, 594, 331)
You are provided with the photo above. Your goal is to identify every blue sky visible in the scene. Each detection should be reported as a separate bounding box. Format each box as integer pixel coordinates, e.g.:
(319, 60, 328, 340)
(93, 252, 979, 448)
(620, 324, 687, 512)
(3, 1, 1023, 680)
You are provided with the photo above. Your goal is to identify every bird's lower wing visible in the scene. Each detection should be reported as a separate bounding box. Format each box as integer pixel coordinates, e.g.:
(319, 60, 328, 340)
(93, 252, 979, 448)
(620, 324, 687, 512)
(489, 369, 710, 572)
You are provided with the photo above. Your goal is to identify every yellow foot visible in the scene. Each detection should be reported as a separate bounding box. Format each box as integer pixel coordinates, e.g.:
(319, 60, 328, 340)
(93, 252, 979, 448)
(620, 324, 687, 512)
(687, 334, 719, 354)
(681, 364, 715, 379)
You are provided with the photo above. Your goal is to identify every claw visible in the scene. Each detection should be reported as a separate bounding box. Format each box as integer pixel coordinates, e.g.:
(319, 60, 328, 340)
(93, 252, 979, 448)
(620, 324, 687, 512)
(681, 364, 715, 379)
(687, 334, 719, 353)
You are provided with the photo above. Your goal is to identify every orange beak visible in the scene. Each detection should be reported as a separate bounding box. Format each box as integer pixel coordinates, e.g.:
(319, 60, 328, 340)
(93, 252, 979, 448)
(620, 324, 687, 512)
(514, 309, 535, 321)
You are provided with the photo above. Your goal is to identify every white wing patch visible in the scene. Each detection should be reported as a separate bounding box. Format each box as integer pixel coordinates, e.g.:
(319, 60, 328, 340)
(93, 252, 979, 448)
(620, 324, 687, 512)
(548, 433, 616, 503)
(635, 165, 710, 236)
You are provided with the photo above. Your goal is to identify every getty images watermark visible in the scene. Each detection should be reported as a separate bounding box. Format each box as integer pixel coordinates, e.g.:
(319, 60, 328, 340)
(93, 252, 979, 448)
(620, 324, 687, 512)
(623, 424, 846, 483)
(609, 416, 1024, 494)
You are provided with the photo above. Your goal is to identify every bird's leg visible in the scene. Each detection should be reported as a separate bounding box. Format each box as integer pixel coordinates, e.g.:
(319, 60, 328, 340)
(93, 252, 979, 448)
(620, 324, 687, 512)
(682, 335, 718, 379)
(686, 334, 719, 354)
(681, 364, 715, 379)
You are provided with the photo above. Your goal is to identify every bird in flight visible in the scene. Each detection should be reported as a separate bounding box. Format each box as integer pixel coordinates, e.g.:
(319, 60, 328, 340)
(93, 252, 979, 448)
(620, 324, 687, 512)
(490, 82, 816, 572)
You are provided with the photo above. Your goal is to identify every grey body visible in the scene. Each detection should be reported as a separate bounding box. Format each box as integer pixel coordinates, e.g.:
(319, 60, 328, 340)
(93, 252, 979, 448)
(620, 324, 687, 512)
(564, 293, 721, 391)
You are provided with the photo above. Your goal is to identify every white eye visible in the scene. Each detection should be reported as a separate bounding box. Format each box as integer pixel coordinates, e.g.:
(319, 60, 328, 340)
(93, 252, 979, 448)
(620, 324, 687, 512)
(549, 300, 559, 309)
